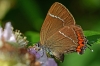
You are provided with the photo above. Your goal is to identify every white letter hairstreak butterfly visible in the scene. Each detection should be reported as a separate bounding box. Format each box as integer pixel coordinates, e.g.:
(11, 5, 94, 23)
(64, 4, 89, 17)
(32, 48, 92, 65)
(37, 2, 92, 62)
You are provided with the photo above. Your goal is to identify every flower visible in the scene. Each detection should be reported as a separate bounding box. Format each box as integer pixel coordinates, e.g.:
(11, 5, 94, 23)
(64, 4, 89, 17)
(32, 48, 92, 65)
(0, 22, 29, 47)
(0, 22, 40, 66)
(28, 45, 58, 66)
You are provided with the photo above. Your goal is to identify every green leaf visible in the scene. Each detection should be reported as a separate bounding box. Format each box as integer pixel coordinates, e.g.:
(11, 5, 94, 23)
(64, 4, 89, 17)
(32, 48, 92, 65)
(84, 31, 100, 44)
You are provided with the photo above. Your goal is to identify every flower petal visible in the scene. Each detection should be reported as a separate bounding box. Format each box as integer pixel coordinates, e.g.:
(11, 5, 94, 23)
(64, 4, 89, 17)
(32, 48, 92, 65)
(3, 22, 16, 42)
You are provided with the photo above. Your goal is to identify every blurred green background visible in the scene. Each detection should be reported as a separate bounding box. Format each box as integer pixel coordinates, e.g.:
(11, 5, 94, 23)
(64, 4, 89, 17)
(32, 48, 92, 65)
(0, 0, 100, 66)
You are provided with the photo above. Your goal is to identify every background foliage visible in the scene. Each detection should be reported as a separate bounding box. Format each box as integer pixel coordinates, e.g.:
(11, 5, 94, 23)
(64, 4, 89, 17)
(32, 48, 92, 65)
(0, 0, 100, 66)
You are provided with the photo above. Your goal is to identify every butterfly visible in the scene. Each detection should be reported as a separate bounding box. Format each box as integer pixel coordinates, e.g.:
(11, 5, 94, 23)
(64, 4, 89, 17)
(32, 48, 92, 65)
(38, 2, 91, 62)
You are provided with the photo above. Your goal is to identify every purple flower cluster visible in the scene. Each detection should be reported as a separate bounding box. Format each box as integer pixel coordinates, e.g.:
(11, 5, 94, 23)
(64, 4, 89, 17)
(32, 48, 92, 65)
(28, 46, 57, 66)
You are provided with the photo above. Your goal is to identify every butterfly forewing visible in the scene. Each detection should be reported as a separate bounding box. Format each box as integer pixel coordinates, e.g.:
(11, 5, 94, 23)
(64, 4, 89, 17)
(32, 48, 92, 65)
(40, 2, 76, 45)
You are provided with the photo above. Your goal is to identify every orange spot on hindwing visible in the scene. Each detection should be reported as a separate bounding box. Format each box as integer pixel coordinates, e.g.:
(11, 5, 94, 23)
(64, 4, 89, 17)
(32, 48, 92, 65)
(76, 31, 85, 54)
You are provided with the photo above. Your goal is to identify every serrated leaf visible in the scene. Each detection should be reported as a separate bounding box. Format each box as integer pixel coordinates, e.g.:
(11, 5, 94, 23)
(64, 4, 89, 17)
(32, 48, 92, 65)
(84, 31, 100, 44)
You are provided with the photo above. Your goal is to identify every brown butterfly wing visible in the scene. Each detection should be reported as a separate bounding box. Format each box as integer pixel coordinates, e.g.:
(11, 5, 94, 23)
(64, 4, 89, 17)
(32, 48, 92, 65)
(44, 25, 85, 61)
(40, 2, 76, 45)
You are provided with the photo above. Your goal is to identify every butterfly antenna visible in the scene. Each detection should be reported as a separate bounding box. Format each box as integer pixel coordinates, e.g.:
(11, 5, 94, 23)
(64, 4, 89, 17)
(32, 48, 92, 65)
(87, 42, 93, 52)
